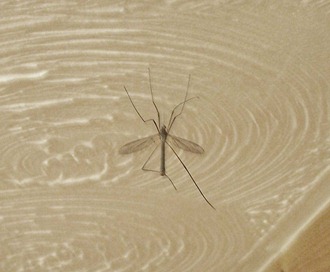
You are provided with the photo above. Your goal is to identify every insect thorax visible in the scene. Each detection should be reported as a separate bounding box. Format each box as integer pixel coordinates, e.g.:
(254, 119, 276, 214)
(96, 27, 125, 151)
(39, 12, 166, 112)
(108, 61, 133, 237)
(160, 125, 168, 141)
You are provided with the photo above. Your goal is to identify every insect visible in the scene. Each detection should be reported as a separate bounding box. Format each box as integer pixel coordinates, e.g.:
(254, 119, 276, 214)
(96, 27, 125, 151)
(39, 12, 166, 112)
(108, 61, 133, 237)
(119, 68, 215, 209)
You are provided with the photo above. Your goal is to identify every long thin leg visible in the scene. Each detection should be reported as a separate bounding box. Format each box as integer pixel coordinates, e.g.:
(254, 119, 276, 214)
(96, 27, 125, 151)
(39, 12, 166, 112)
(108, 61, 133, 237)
(148, 68, 161, 130)
(167, 96, 198, 133)
(124, 86, 160, 133)
(163, 174, 177, 191)
(167, 74, 191, 132)
(166, 141, 215, 209)
(141, 144, 159, 172)
(142, 144, 177, 190)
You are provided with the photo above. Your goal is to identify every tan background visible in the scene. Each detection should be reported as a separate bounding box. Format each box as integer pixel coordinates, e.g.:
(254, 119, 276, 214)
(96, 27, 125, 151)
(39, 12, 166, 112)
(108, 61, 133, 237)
(0, 1, 329, 271)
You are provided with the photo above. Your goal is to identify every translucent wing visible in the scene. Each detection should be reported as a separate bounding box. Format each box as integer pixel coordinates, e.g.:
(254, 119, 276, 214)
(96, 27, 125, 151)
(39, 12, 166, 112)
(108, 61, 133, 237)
(119, 134, 159, 154)
(167, 135, 204, 154)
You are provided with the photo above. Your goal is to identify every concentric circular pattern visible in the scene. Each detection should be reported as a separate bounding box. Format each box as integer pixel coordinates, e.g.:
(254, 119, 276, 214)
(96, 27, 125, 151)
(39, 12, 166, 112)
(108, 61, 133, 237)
(0, 187, 246, 272)
(0, 1, 329, 271)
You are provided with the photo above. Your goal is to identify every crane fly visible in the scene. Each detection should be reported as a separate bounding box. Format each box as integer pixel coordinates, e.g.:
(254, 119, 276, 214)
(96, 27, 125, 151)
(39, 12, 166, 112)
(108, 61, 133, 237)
(119, 69, 215, 209)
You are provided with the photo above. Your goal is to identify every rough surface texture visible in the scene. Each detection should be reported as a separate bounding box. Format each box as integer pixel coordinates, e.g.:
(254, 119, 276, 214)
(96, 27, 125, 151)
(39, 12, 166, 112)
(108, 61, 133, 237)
(0, 1, 329, 271)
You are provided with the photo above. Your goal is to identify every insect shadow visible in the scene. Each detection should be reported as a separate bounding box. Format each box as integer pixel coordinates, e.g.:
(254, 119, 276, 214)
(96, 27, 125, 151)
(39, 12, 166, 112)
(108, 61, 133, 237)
(119, 68, 215, 209)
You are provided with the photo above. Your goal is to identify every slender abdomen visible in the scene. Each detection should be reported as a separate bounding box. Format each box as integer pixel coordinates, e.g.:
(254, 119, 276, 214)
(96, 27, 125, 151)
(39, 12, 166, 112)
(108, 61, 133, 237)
(160, 125, 167, 176)
(160, 140, 165, 176)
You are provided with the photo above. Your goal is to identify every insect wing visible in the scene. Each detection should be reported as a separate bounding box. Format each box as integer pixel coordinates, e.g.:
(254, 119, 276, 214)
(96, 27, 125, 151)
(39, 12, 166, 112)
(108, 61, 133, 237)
(119, 134, 159, 154)
(167, 135, 204, 154)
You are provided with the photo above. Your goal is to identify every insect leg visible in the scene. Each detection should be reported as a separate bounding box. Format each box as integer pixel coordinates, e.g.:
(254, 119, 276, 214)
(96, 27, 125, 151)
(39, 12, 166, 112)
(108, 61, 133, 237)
(164, 174, 177, 191)
(167, 96, 198, 133)
(141, 144, 159, 173)
(166, 141, 215, 209)
(167, 74, 192, 132)
(148, 68, 161, 130)
(142, 145, 177, 190)
(124, 86, 160, 133)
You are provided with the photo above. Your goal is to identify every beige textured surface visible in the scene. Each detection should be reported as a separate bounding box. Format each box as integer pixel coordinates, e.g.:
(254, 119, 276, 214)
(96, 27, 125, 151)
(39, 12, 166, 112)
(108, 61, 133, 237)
(0, 1, 329, 271)
(264, 203, 330, 272)
(281, 205, 330, 272)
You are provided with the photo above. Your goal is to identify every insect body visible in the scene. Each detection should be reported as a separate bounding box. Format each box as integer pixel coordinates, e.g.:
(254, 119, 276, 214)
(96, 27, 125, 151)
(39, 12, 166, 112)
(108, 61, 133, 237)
(119, 69, 215, 209)
(159, 125, 167, 177)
